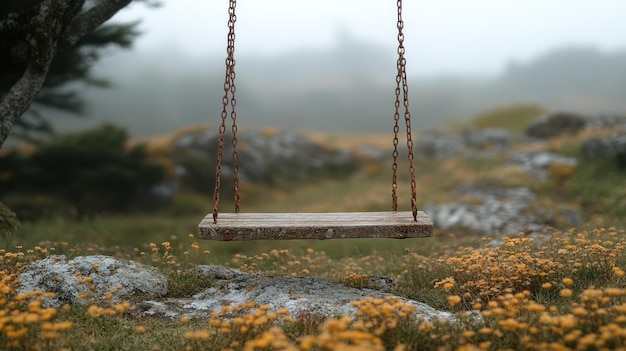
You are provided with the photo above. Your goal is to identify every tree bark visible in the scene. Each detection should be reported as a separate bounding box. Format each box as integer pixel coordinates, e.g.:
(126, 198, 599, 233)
(0, 65, 50, 148)
(0, 0, 132, 148)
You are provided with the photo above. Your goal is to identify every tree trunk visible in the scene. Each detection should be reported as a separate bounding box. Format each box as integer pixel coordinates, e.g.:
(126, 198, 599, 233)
(0, 65, 50, 147)
(0, 0, 133, 149)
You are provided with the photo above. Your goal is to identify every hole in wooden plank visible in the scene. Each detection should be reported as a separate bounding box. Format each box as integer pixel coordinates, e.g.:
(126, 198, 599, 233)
(197, 211, 433, 241)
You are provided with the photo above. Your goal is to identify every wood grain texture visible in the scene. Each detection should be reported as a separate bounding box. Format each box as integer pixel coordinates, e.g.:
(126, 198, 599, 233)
(198, 211, 433, 241)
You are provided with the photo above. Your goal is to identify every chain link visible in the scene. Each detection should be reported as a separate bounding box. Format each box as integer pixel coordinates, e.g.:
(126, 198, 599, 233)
(213, 0, 417, 222)
(391, 62, 401, 210)
(392, 0, 418, 221)
(230, 60, 240, 213)
(213, 0, 239, 223)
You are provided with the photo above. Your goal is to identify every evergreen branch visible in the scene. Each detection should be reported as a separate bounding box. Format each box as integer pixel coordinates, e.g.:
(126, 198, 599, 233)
(60, 0, 133, 51)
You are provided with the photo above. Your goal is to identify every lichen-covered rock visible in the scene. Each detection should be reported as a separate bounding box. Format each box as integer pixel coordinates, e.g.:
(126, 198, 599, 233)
(17, 255, 167, 307)
(138, 268, 457, 323)
(426, 187, 538, 235)
(426, 185, 583, 235)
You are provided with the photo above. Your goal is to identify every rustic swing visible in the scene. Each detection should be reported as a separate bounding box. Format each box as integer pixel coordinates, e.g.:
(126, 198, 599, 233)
(198, 0, 433, 241)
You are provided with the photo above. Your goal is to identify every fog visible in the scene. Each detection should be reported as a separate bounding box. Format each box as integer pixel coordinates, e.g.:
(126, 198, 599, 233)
(115, 0, 626, 76)
(49, 1, 626, 136)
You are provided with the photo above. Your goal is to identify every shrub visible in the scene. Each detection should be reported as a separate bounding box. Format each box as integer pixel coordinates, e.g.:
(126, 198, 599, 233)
(469, 104, 545, 133)
(617, 151, 626, 169)
(0, 201, 20, 235)
(0, 124, 168, 217)
(1, 194, 75, 222)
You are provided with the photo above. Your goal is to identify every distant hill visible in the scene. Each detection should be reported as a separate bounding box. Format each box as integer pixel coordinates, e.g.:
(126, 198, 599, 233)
(39, 43, 626, 139)
(491, 46, 626, 112)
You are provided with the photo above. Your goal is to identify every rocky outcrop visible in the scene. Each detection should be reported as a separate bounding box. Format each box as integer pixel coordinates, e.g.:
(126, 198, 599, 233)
(17, 257, 460, 323)
(581, 130, 626, 161)
(508, 151, 578, 179)
(585, 114, 626, 130)
(17, 255, 167, 307)
(426, 185, 583, 235)
(173, 130, 359, 191)
(415, 128, 514, 159)
(525, 112, 587, 139)
(138, 265, 455, 322)
(426, 186, 539, 235)
(525, 112, 626, 139)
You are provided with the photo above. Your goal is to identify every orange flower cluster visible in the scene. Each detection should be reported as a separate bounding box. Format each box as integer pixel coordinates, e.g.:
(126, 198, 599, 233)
(184, 297, 416, 351)
(439, 286, 626, 351)
(434, 229, 625, 301)
(0, 271, 72, 349)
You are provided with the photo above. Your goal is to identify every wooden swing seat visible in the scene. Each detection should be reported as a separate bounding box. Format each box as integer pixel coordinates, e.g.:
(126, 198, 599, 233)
(199, 1, 432, 241)
(198, 211, 433, 241)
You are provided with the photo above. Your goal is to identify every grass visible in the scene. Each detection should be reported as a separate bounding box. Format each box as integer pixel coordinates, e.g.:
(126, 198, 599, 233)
(464, 104, 546, 134)
(562, 156, 626, 220)
(2, 116, 626, 350)
(1, 226, 626, 350)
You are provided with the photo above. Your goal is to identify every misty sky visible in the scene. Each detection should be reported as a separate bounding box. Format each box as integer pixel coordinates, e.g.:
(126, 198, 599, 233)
(111, 0, 626, 76)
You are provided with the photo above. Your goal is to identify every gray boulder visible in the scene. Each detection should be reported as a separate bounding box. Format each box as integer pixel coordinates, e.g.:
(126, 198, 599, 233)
(17, 255, 167, 307)
(17, 258, 465, 325)
(461, 128, 514, 151)
(173, 130, 358, 190)
(525, 112, 626, 140)
(426, 185, 583, 235)
(414, 131, 464, 159)
(525, 112, 587, 139)
(581, 131, 626, 160)
(138, 265, 457, 323)
(508, 151, 578, 179)
(585, 114, 626, 130)
(426, 187, 539, 235)
(415, 128, 514, 159)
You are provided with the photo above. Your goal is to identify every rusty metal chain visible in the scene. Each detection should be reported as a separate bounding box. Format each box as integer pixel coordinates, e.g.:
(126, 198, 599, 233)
(212, 0, 417, 222)
(213, 0, 239, 223)
(391, 0, 418, 221)
(391, 66, 401, 210)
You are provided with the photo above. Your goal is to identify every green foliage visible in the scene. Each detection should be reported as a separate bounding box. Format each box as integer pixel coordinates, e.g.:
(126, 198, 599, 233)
(1, 10, 141, 141)
(165, 270, 214, 298)
(562, 155, 626, 219)
(0, 201, 20, 236)
(0, 124, 168, 217)
(1, 194, 75, 222)
(468, 104, 545, 133)
(617, 151, 626, 169)
(171, 147, 218, 195)
(165, 193, 212, 217)
(1, 215, 200, 256)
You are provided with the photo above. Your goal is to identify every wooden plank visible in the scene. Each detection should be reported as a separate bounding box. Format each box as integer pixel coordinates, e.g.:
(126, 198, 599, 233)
(198, 211, 433, 241)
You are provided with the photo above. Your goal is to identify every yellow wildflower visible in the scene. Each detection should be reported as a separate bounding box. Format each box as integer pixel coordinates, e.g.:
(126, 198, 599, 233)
(448, 295, 462, 307)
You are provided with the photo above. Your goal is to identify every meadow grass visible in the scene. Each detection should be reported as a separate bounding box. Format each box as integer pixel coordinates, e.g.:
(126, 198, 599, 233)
(448, 104, 545, 134)
(1, 225, 626, 350)
(2, 121, 626, 350)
